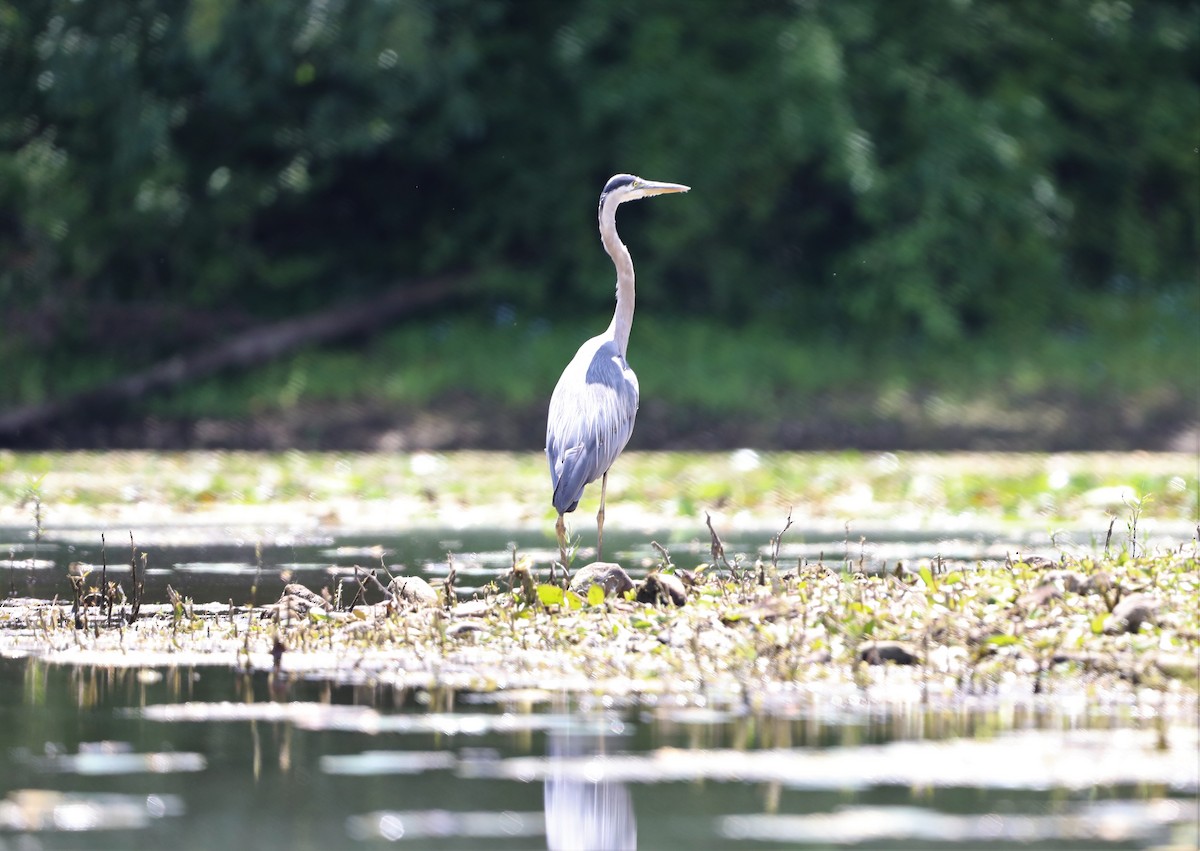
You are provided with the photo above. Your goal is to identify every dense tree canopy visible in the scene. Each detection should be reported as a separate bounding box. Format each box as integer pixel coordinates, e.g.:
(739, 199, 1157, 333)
(1, 0, 1196, 401)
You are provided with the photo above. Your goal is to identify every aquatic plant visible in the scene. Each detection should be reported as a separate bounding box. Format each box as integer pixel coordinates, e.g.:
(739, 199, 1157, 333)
(1, 511, 1194, 735)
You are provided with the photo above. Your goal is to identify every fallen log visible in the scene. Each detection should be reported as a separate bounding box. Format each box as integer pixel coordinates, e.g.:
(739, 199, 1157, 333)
(0, 276, 461, 442)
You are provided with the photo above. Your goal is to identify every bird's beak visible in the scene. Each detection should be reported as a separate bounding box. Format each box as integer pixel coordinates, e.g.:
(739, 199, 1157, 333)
(637, 179, 690, 196)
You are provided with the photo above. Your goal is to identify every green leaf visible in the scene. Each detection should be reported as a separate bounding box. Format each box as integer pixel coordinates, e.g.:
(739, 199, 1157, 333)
(630, 616, 653, 630)
(943, 571, 963, 585)
(587, 584, 605, 607)
(536, 584, 563, 607)
(1090, 613, 1108, 635)
(985, 634, 1018, 647)
(565, 590, 584, 610)
(919, 564, 938, 592)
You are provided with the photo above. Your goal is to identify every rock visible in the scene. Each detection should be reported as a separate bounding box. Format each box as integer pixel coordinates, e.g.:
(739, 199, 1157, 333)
(859, 641, 921, 666)
(1018, 583, 1063, 610)
(270, 583, 327, 619)
(451, 599, 491, 618)
(1041, 570, 1088, 593)
(446, 619, 488, 637)
(389, 576, 439, 607)
(1079, 572, 1114, 595)
(569, 562, 635, 599)
(635, 572, 687, 607)
(1105, 593, 1160, 634)
(281, 583, 324, 607)
(1015, 555, 1059, 570)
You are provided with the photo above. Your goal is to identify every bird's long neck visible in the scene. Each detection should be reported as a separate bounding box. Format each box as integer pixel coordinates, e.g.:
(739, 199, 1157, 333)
(599, 197, 635, 358)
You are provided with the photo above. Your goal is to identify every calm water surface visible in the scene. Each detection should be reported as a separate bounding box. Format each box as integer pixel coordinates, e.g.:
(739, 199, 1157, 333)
(2, 659, 1196, 851)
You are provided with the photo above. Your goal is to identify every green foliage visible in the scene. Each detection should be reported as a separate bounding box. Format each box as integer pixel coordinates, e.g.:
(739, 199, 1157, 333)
(535, 584, 584, 610)
(535, 584, 563, 607)
(0, 0, 1196, 404)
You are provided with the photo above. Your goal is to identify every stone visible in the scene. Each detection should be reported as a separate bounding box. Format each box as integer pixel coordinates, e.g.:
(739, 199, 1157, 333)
(1041, 570, 1088, 593)
(569, 562, 635, 599)
(859, 641, 921, 666)
(1106, 593, 1160, 634)
(270, 583, 327, 620)
(1018, 583, 1063, 610)
(636, 572, 687, 607)
(389, 575, 439, 607)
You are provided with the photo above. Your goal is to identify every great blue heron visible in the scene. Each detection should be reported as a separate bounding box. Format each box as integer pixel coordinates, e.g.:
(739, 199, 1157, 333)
(546, 173, 690, 572)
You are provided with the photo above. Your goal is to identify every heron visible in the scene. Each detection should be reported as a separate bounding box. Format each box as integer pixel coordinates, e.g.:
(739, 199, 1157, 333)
(546, 173, 690, 574)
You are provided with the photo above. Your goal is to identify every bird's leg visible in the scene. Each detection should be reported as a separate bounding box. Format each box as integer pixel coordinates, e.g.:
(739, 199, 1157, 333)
(555, 513, 567, 584)
(596, 471, 608, 561)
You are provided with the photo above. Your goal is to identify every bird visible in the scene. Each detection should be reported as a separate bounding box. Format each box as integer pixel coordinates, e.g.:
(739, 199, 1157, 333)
(546, 173, 689, 575)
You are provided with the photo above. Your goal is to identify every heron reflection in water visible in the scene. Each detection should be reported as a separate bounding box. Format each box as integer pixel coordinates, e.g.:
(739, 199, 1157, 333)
(546, 174, 690, 574)
(544, 730, 636, 850)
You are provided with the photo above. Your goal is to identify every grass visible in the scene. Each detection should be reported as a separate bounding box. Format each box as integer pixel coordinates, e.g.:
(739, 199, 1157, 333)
(138, 303, 1197, 422)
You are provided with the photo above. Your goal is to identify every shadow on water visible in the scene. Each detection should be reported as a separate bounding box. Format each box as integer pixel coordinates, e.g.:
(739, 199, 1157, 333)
(0, 659, 1195, 850)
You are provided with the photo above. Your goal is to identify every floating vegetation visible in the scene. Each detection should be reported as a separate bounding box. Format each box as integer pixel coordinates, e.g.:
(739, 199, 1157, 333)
(1, 451, 1195, 531)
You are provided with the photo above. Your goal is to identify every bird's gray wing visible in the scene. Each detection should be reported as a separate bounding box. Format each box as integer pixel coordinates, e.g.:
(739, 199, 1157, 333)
(546, 339, 639, 515)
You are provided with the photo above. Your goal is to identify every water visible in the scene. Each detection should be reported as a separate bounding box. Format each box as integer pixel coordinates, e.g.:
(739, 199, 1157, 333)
(3, 520, 1172, 603)
(1, 660, 1195, 850)
(1, 524, 1197, 849)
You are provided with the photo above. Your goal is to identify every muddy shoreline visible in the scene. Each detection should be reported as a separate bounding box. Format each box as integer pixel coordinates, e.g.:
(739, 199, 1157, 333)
(9, 393, 1198, 453)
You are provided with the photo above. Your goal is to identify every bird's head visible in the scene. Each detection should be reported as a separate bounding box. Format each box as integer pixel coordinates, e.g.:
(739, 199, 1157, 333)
(600, 174, 690, 209)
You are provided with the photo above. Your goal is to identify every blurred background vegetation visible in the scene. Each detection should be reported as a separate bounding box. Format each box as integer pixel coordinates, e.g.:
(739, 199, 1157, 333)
(0, 0, 1196, 450)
